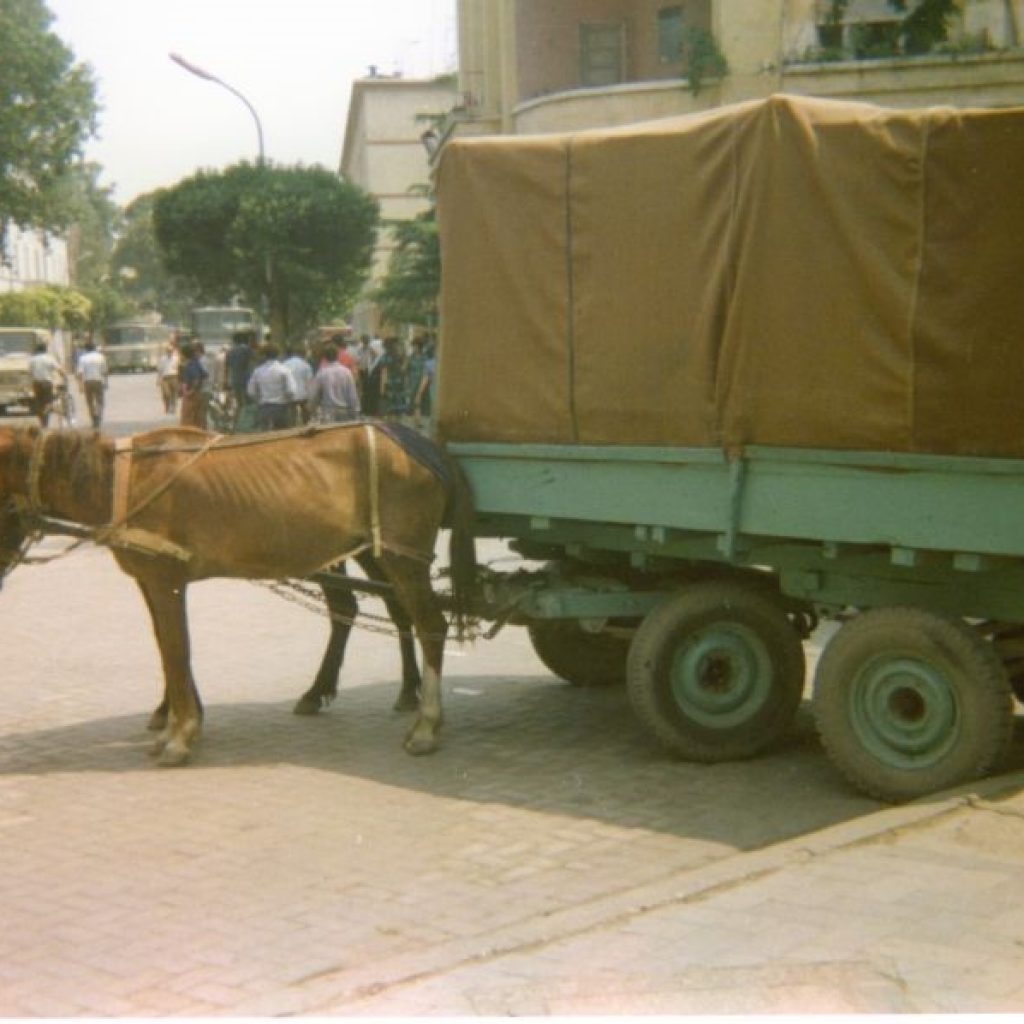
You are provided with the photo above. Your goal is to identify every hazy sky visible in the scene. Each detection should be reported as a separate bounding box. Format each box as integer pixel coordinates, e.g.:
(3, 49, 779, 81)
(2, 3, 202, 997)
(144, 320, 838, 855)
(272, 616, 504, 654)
(47, 0, 457, 204)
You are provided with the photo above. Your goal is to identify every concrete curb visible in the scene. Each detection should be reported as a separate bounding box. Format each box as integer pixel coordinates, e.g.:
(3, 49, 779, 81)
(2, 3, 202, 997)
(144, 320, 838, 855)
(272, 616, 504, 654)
(236, 768, 1024, 1015)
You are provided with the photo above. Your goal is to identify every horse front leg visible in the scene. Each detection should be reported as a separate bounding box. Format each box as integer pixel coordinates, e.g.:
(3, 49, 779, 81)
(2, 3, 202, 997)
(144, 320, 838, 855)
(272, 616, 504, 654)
(294, 573, 359, 715)
(134, 572, 203, 766)
(381, 555, 447, 755)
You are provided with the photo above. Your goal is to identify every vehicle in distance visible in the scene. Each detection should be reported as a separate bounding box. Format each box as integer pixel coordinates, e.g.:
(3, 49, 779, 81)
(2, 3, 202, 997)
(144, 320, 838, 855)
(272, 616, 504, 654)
(101, 321, 174, 373)
(189, 306, 260, 356)
(0, 327, 52, 414)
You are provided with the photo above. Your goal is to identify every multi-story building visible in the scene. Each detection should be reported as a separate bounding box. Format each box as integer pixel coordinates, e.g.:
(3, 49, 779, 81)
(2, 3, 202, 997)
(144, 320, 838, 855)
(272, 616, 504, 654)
(452, 0, 1024, 139)
(340, 73, 459, 336)
(0, 225, 70, 294)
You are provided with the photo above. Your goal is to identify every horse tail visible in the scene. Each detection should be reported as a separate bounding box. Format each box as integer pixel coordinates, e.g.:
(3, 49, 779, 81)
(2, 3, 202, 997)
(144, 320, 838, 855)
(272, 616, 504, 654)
(440, 446, 478, 641)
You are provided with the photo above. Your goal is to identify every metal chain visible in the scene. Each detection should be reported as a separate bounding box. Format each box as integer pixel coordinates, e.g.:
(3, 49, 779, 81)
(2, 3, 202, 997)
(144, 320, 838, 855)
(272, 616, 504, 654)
(257, 575, 482, 644)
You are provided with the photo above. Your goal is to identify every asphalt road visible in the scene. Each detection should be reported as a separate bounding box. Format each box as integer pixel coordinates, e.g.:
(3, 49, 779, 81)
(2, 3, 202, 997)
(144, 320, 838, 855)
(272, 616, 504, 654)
(0, 370, 1016, 1014)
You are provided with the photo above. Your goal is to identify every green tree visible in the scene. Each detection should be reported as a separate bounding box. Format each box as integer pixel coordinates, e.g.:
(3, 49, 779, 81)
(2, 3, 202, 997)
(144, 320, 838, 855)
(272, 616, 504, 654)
(112, 193, 198, 326)
(59, 161, 122, 290)
(889, 0, 958, 53)
(0, 284, 91, 332)
(373, 202, 440, 329)
(0, 0, 99, 247)
(153, 162, 379, 342)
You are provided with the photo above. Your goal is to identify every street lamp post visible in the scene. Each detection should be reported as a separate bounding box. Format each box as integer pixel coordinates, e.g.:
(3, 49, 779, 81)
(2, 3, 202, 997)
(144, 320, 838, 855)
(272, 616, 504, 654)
(169, 53, 273, 334)
(169, 53, 265, 165)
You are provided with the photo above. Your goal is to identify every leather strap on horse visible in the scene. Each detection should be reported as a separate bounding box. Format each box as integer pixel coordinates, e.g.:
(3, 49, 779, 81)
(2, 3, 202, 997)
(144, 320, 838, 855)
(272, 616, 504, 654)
(365, 423, 383, 559)
(97, 432, 224, 560)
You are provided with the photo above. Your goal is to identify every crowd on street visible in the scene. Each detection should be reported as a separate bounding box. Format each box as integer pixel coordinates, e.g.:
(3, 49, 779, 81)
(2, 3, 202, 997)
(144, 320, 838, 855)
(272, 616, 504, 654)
(157, 328, 438, 435)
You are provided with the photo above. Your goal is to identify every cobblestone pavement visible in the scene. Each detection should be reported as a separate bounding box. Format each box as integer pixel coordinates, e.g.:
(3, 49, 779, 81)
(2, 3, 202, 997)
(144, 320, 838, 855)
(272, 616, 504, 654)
(0, 379, 1021, 1014)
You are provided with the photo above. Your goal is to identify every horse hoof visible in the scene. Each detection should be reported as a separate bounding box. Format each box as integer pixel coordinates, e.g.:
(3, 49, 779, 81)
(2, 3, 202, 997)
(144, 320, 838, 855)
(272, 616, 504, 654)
(293, 696, 322, 716)
(403, 734, 439, 756)
(156, 744, 190, 767)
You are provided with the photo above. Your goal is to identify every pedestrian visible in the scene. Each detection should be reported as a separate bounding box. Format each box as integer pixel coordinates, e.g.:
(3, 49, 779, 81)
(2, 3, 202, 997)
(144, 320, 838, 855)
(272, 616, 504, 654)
(412, 339, 438, 436)
(332, 332, 361, 389)
(179, 341, 209, 429)
(75, 339, 108, 429)
(283, 344, 314, 425)
(156, 342, 180, 414)
(226, 329, 257, 428)
(247, 343, 297, 431)
(308, 342, 361, 423)
(28, 341, 67, 428)
(361, 337, 386, 417)
(379, 336, 408, 421)
(405, 335, 428, 429)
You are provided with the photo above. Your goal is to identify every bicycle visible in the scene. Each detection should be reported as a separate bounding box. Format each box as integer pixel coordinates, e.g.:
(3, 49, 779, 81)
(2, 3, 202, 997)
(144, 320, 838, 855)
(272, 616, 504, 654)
(47, 383, 77, 428)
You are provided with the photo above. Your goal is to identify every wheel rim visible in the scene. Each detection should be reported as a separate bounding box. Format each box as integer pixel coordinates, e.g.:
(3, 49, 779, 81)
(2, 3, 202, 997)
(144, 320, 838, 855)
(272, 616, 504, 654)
(669, 623, 772, 728)
(850, 656, 959, 768)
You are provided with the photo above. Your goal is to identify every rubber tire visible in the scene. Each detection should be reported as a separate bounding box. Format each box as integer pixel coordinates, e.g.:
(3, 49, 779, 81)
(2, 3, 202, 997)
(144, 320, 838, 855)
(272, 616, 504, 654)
(528, 619, 630, 687)
(626, 582, 806, 762)
(813, 607, 1015, 803)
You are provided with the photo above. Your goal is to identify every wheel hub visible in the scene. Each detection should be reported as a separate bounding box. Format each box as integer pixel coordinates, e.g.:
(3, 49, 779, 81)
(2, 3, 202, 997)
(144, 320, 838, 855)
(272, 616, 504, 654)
(669, 624, 772, 728)
(851, 657, 959, 767)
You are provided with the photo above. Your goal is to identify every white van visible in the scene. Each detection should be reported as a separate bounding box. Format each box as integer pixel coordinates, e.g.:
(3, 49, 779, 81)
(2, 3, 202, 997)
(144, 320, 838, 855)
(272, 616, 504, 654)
(0, 327, 52, 415)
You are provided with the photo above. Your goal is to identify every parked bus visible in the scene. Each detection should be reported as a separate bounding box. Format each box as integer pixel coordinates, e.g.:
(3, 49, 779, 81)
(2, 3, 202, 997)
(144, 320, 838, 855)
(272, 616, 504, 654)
(189, 306, 260, 356)
(101, 321, 173, 373)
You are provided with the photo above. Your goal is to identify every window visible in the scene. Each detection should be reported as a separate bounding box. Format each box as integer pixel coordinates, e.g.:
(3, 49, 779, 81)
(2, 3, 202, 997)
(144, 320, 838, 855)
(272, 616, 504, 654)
(580, 22, 625, 87)
(658, 6, 685, 64)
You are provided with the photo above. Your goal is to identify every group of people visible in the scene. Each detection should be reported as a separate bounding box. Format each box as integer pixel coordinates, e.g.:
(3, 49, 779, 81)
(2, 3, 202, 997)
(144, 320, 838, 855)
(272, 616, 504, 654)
(156, 327, 438, 436)
(28, 339, 109, 429)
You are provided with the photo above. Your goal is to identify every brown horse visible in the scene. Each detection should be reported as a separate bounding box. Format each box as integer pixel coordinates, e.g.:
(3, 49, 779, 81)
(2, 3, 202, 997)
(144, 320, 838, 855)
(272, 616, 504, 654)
(0, 423, 476, 765)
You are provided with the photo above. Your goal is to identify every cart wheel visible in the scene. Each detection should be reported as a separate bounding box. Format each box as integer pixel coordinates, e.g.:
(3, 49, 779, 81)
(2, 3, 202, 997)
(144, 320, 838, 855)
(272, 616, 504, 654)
(528, 620, 630, 687)
(626, 582, 805, 761)
(813, 607, 1015, 803)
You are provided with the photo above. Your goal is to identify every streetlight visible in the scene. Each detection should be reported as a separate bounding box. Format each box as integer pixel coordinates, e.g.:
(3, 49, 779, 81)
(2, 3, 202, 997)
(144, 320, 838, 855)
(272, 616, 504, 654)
(169, 52, 273, 333)
(169, 53, 265, 166)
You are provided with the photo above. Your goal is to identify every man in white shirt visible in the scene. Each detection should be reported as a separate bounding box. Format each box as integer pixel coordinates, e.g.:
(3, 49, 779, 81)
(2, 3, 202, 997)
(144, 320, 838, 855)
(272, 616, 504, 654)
(156, 343, 180, 414)
(247, 344, 298, 431)
(28, 342, 66, 428)
(283, 346, 314, 425)
(75, 340, 109, 429)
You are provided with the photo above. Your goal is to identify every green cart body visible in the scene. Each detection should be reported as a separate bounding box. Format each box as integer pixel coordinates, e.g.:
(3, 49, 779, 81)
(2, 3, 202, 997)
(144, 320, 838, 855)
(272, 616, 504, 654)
(433, 96, 1024, 802)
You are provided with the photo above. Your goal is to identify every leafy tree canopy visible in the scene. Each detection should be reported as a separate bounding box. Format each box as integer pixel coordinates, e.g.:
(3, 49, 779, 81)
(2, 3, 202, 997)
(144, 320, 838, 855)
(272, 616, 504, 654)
(0, 0, 99, 246)
(153, 162, 379, 342)
(373, 203, 440, 330)
(112, 193, 200, 327)
(0, 284, 91, 331)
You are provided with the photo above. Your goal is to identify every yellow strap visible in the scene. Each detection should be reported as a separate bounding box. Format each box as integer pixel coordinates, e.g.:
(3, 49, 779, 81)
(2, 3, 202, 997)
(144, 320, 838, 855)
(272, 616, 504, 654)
(112, 437, 133, 525)
(364, 424, 382, 558)
(27, 431, 48, 515)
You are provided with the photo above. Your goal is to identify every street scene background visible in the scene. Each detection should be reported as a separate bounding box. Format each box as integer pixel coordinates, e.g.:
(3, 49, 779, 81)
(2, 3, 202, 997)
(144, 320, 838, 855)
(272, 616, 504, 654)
(0, 374, 1022, 1015)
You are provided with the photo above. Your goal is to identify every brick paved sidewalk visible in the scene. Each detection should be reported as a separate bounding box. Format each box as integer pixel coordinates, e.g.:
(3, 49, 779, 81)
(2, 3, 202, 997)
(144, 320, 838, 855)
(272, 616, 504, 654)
(300, 773, 1024, 1016)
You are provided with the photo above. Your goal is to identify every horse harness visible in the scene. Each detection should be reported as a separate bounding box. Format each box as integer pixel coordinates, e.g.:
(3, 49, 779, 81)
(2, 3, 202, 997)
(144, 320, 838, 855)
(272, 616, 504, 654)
(7, 422, 399, 569)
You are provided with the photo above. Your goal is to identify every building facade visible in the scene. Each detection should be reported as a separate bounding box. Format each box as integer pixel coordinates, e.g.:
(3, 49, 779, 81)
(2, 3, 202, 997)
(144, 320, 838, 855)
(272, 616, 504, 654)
(451, 0, 1024, 139)
(339, 74, 459, 336)
(0, 225, 70, 294)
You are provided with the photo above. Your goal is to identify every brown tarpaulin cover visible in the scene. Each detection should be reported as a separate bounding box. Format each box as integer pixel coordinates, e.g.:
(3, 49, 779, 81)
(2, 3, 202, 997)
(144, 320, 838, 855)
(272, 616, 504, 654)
(435, 94, 1024, 457)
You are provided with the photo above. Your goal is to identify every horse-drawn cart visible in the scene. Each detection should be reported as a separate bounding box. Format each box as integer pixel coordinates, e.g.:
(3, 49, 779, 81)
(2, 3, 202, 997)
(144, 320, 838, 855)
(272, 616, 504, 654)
(433, 94, 1024, 803)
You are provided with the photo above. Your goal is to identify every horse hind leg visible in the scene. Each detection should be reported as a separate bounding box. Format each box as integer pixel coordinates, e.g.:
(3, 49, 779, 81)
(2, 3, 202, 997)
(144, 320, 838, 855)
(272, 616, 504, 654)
(356, 552, 421, 712)
(381, 554, 448, 756)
